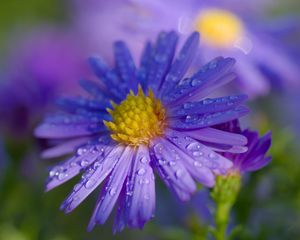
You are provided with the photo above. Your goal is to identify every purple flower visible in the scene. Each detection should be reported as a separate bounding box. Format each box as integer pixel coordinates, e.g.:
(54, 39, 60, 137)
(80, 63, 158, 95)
(35, 32, 249, 232)
(219, 120, 272, 173)
(73, 0, 300, 97)
(0, 28, 88, 136)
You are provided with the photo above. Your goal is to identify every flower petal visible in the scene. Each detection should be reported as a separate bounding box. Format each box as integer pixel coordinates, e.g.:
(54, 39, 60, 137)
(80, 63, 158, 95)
(87, 146, 134, 231)
(45, 136, 113, 191)
(150, 137, 196, 201)
(127, 145, 155, 228)
(159, 32, 199, 96)
(168, 106, 249, 130)
(165, 129, 233, 176)
(60, 143, 124, 214)
(163, 57, 236, 105)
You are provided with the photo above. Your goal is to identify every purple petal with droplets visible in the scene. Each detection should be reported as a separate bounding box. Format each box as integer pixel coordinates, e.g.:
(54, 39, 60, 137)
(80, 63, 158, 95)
(88, 56, 128, 99)
(163, 57, 236, 105)
(88, 146, 134, 231)
(147, 31, 178, 93)
(165, 128, 233, 176)
(150, 137, 196, 201)
(126, 145, 155, 228)
(168, 106, 249, 130)
(114, 41, 137, 91)
(137, 41, 152, 91)
(46, 137, 113, 191)
(56, 96, 109, 113)
(168, 94, 248, 117)
(159, 32, 199, 96)
(163, 138, 215, 187)
(60, 143, 122, 213)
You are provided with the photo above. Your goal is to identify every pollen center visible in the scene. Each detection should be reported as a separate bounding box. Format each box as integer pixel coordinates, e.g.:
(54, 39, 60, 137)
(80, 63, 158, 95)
(104, 86, 166, 146)
(195, 8, 244, 48)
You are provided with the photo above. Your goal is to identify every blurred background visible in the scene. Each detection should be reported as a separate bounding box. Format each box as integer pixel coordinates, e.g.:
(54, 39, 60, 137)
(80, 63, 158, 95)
(0, 0, 300, 239)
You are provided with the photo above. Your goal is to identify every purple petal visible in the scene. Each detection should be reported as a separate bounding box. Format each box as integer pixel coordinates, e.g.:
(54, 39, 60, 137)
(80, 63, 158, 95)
(59, 143, 123, 214)
(159, 32, 199, 96)
(163, 57, 236, 105)
(137, 41, 152, 91)
(165, 129, 233, 176)
(147, 31, 178, 93)
(41, 136, 90, 159)
(168, 94, 248, 117)
(46, 136, 113, 191)
(127, 145, 155, 228)
(150, 137, 196, 201)
(180, 127, 248, 147)
(161, 137, 216, 187)
(114, 41, 137, 91)
(88, 56, 128, 99)
(168, 106, 249, 130)
(87, 146, 134, 231)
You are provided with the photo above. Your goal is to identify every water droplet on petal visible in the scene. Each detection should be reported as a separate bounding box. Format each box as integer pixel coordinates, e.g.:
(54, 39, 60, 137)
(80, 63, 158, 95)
(175, 169, 183, 179)
(194, 161, 203, 168)
(209, 152, 218, 160)
(77, 148, 87, 156)
(80, 160, 89, 167)
(109, 187, 116, 196)
(85, 179, 97, 189)
(137, 168, 146, 176)
(58, 172, 68, 180)
(73, 183, 81, 191)
(140, 157, 148, 164)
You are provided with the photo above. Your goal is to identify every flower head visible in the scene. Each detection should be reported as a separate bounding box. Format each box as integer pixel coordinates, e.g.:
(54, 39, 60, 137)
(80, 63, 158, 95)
(35, 31, 249, 232)
(73, 0, 300, 97)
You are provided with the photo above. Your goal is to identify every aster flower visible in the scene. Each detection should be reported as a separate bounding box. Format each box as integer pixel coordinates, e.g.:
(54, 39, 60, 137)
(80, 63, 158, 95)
(0, 28, 87, 136)
(35, 31, 249, 232)
(73, 0, 300, 97)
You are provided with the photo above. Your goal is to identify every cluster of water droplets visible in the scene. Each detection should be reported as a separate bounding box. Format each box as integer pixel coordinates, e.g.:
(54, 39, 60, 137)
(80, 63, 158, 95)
(167, 132, 224, 173)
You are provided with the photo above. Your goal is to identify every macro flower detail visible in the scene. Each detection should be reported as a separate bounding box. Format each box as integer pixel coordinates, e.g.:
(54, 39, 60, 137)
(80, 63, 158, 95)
(35, 31, 249, 232)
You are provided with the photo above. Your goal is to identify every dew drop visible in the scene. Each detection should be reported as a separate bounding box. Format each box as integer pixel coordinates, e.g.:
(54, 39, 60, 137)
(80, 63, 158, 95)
(194, 161, 203, 168)
(109, 188, 117, 196)
(140, 157, 148, 164)
(168, 161, 176, 166)
(77, 148, 87, 156)
(85, 179, 96, 189)
(73, 184, 81, 191)
(137, 168, 146, 176)
(175, 169, 183, 179)
(80, 160, 89, 167)
(209, 152, 218, 160)
(58, 172, 68, 180)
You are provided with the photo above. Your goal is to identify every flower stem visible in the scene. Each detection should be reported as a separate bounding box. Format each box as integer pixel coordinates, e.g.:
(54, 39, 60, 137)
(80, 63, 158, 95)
(210, 173, 241, 240)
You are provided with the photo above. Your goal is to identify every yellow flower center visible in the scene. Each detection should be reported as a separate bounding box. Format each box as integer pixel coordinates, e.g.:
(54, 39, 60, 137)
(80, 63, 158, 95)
(195, 8, 244, 48)
(104, 86, 166, 146)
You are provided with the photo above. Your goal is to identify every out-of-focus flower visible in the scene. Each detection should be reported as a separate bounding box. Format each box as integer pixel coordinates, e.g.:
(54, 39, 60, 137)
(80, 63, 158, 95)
(0, 27, 88, 136)
(35, 32, 249, 232)
(73, 0, 300, 97)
